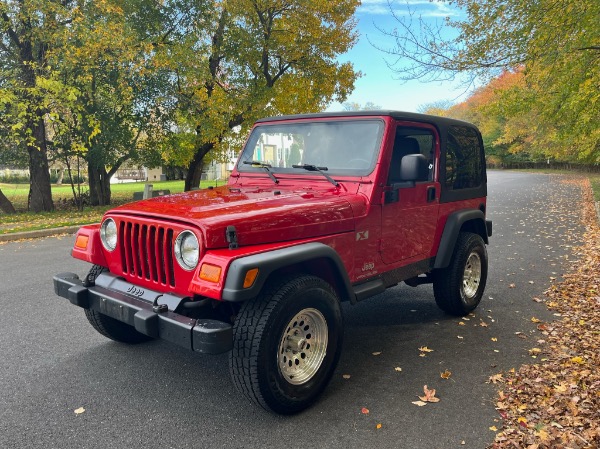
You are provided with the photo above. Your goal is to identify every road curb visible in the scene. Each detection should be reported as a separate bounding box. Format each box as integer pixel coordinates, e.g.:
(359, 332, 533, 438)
(0, 225, 80, 243)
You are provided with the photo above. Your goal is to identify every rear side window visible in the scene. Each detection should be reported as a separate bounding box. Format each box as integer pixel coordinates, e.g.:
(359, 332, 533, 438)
(445, 125, 483, 190)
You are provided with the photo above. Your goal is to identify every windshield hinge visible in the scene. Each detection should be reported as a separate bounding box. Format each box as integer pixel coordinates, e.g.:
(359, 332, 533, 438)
(226, 225, 239, 250)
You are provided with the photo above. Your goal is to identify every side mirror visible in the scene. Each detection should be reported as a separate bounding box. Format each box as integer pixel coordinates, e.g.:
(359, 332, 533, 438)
(400, 154, 428, 182)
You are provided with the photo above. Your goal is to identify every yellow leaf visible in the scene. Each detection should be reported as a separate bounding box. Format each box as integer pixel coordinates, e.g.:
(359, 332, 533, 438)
(491, 337, 498, 341)
(570, 356, 584, 364)
(376, 423, 382, 429)
(394, 367, 402, 372)
(530, 317, 541, 323)
(489, 426, 498, 432)
(418, 346, 433, 352)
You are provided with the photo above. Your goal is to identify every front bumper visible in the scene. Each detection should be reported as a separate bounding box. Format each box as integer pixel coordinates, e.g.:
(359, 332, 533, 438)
(53, 272, 232, 354)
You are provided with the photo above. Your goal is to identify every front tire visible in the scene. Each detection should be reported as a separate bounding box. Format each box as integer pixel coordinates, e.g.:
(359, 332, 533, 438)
(433, 232, 488, 316)
(84, 310, 153, 344)
(229, 275, 343, 414)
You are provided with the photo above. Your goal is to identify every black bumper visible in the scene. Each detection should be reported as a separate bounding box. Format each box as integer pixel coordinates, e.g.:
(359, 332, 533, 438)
(53, 272, 232, 354)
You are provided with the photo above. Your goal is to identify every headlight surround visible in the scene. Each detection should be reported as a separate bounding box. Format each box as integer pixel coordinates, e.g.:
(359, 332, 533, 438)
(100, 218, 118, 251)
(174, 230, 200, 271)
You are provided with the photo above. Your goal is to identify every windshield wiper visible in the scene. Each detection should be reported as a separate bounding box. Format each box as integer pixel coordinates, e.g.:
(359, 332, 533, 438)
(292, 164, 339, 187)
(243, 161, 279, 184)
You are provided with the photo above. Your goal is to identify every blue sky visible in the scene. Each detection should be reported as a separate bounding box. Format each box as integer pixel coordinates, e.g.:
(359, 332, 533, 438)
(328, 0, 470, 112)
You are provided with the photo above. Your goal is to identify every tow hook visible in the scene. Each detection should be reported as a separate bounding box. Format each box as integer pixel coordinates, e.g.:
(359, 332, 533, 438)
(152, 295, 168, 313)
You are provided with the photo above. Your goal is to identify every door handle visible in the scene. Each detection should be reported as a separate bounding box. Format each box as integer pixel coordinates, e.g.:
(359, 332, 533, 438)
(427, 186, 436, 202)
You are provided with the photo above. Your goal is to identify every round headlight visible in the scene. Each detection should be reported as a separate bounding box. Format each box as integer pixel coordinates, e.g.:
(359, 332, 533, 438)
(100, 218, 118, 251)
(174, 230, 199, 271)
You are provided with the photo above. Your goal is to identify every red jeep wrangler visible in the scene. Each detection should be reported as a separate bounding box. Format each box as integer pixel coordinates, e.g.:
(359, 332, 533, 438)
(54, 111, 492, 414)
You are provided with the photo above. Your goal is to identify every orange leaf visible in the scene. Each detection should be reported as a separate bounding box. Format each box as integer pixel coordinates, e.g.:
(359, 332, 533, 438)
(418, 385, 440, 403)
(361, 407, 369, 414)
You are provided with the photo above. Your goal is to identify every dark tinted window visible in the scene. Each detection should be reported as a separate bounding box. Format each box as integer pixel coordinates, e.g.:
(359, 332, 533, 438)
(445, 126, 483, 189)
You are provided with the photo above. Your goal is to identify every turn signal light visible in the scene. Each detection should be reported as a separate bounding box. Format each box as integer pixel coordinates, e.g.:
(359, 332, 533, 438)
(199, 264, 222, 283)
(243, 268, 259, 289)
(75, 234, 89, 250)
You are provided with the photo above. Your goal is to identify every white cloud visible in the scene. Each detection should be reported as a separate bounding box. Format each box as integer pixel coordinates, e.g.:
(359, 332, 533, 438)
(359, 0, 458, 18)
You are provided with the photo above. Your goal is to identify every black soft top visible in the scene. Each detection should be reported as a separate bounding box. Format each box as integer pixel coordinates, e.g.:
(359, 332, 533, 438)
(255, 110, 475, 129)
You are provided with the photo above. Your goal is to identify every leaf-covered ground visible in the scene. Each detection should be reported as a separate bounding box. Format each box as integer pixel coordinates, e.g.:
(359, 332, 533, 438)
(490, 178, 600, 449)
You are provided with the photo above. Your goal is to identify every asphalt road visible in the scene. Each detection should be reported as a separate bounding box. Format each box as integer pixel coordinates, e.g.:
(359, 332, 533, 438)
(0, 171, 585, 449)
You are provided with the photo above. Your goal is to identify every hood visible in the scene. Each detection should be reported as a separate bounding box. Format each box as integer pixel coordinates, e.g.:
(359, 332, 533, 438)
(109, 185, 359, 248)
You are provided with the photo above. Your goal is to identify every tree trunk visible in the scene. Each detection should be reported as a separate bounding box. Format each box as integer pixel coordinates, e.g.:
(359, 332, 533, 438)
(88, 163, 112, 206)
(27, 118, 54, 212)
(184, 142, 214, 191)
(56, 167, 64, 185)
(0, 189, 17, 214)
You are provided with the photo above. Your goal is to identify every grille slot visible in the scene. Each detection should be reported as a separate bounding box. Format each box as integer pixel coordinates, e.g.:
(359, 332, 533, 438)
(119, 221, 175, 287)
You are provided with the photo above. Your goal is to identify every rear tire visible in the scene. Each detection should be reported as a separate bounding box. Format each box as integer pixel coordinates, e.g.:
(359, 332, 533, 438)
(229, 274, 343, 414)
(433, 232, 488, 316)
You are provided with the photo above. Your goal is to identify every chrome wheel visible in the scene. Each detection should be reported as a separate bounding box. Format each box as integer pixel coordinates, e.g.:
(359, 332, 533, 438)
(462, 251, 482, 299)
(278, 308, 328, 385)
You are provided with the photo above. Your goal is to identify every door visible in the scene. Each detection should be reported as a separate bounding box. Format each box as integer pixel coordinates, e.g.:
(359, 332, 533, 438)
(380, 123, 440, 264)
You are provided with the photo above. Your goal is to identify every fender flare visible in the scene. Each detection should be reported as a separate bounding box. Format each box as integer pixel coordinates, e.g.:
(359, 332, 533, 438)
(221, 242, 355, 302)
(434, 209, 489, 269)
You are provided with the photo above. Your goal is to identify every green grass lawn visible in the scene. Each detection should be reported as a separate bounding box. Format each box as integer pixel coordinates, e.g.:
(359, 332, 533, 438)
(0, 180, 224, 234)
(590, 175, 600, 202)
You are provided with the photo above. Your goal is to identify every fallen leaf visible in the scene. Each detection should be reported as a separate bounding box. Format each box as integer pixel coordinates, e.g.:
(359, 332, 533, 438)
(509, 283, 516, 288)
(488, 373, 503, 384)
(412, 400, 427, 407)
(457, 335, 464, 339)
(530, 317, 542, 323)
(418, 346, 433, 352)
(491, 337, 498, 342)
(372, 351, 382, 356)
(440, 370, 452, 379)
(361, 407, 369, 414)
(458, 321, 466, 326)
(479, 320, 489, 327)
(343, 374, 351, 379)
(394, 367, 402, 372)
(489, 426, 498, 432)
(74, 407, 85, 415)
(376, 423, 382, 429)
(418, 385, 440, 403)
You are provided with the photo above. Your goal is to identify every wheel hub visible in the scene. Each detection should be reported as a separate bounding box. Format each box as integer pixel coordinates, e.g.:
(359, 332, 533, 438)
(462, 251, 482, 299)
(278, 308, 328, 385)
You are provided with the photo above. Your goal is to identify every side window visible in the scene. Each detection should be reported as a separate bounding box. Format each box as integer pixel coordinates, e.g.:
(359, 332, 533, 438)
(389, 126, 435, 183)
(445, 126, 483, 190)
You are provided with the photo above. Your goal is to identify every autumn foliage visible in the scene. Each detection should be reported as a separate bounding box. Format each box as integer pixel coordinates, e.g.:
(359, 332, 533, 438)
(490, 179, 600, 448)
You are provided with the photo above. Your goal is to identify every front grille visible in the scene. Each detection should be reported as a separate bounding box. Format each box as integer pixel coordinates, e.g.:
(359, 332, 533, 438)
(119, 221, 176, 287)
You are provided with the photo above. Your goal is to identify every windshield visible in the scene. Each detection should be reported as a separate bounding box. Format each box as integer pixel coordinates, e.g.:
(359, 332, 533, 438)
(237, 119, 385, 177)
